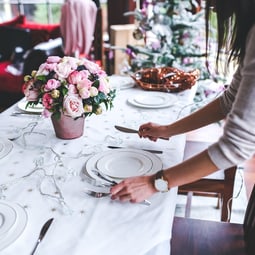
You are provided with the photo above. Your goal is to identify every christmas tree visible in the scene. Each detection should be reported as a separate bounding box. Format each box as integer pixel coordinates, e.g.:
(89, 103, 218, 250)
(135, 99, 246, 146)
(123, 0, 216, 80)
(118, 0, 227, 110)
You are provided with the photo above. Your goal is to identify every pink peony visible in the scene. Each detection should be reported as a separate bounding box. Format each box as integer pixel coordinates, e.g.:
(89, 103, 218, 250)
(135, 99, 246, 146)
(47, 56, 61, 63)
(36, 63, 50, 76)
(42, 93, 54, 110)
(68, 70, 83, 85)
(77, 79, 93, 98)
(79, 70, 90, 79)
(37, 62, 58, 76)
(44, 79, 61, 91)
(54, 61, 74, 80)
(23, 82, 39, 101)
(98, 77, 110, 95)
(63, 95, 84, 118)
(68, 84, 78, 95)
(83, 59, 101, 73)
(77, 78, 92, 90)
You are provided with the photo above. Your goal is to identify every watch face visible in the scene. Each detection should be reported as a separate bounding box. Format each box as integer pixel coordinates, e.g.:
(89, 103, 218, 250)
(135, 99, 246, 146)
(155, 179, 168, 192)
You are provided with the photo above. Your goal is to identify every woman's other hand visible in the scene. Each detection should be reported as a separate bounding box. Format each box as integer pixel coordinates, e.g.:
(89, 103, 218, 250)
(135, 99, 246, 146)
(139, 122, 169, 141)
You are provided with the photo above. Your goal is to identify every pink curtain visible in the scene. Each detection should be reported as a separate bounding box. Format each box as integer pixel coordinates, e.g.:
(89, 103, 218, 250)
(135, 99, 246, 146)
(60, 0, 98, 57)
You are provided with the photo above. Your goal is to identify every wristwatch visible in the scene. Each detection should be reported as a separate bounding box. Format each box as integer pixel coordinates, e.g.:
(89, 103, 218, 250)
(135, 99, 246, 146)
(154, 170, 169, 192)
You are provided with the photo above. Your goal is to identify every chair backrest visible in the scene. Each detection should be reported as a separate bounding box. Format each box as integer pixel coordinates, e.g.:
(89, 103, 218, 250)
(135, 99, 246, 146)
(0, 26, 32, 61)
(23, 38, 64, 75)
(90, 7, 103, 63)
(243, 184, 255, 254)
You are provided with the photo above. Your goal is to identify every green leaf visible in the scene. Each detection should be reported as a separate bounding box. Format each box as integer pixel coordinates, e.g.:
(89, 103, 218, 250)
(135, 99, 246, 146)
(36, 75, 47, 83)
(93, 80, 100, 89)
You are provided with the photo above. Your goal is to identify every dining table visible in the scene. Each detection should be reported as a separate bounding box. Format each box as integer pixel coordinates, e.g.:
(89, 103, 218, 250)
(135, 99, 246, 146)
(0, 75, 196, 255)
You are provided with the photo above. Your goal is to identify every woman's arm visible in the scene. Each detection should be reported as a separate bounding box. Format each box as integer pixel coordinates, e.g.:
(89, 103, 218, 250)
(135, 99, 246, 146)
(166, 97, 225, 136)
(110, 150, 218, 203)
(164, 150, 217, 188)
(139, 97, 226, 140)
(111, 98, 226, 202)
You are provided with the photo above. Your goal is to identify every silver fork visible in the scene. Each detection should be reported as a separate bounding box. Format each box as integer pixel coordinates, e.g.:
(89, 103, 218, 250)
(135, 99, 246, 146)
(84, 189, 110, 198)
(91, 170, 151, 206)
(83, 189, 151, 206)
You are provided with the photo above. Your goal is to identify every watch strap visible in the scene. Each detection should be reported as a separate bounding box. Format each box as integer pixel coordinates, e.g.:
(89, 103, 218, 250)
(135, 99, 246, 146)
(155, 170, 164, 180)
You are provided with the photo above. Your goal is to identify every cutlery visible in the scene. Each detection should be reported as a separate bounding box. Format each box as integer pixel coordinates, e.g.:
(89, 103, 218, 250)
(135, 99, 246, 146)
(84, 189, 151, 206)
(11, 112, 42, 117)
(107, 145, 163, 154)
(30, 218, 54, 255)
(114, 125, 169, 140)
(92, 169, 117, 185)
(84, 189, 110, 198)
(92, 170, 151, 206)
(83, 173, 112, 188)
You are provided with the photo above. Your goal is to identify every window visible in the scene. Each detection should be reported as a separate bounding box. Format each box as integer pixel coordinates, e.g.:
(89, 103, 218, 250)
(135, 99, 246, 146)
(0, 0, 64, 24)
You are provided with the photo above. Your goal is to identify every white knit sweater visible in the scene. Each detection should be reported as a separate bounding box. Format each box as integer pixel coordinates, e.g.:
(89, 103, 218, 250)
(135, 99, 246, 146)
(208, 24, 255, 169)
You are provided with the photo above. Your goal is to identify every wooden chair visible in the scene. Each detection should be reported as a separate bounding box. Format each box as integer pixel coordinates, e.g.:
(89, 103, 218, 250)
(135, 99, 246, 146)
(171, 184, 255, 255)
(178, 140, 237, 222)
(90, 7, 103, 65)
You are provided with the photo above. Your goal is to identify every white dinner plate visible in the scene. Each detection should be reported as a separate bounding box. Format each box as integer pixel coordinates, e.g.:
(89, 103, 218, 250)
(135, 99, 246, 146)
(127, 92, 177, 109)
(0, 138, 13, 160)
(96, 151, 153, 178)
(109, 75, 135, 90)
(83, 149, 162, 183)
(0, 203, 17, 237)
(17, 99, 43, 113)
(0, 201, 27, 251)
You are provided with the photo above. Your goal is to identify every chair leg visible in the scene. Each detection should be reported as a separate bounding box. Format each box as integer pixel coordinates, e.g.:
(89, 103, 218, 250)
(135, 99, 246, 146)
(216, 194, 221, 209)
(221, 166, 237, 222)
(221, 191, 233, 222)
(184, 191, 193, 218)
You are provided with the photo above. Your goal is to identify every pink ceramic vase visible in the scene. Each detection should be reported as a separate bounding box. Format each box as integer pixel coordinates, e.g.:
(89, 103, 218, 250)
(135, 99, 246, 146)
(51, 114, 85, 139)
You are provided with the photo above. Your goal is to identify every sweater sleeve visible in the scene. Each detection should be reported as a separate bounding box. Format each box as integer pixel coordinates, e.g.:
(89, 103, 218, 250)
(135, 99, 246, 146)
(208, 24, 255, 169)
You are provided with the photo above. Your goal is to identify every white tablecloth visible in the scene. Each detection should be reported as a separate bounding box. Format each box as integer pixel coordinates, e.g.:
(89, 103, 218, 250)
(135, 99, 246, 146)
(0, 83, 196, 255)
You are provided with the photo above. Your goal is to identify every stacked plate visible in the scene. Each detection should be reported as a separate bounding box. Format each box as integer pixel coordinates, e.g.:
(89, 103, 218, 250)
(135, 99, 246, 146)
(108, 75, 135, 90)
(0, 138, 13, 160)
(17, 99, 43, 113)
(82, 148, 163, 183)
(0, 201, 27, 251)
(127, 92, 178, 109)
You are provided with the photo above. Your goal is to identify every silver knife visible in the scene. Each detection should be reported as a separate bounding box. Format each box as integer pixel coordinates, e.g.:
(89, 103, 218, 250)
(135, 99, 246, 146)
(114, 125, 169, 140)
(11, 112, 42, 117)
(107, 146, 163, 154)
(30, 218, 54, 255)
(92, 169, 117, 185)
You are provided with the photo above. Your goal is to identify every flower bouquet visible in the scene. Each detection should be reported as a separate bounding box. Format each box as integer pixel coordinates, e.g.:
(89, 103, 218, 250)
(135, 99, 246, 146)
(23, 56, 116, 120)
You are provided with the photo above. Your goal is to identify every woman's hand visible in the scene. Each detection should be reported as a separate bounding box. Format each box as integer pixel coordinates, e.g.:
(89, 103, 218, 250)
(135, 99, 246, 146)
(110, 175, 157, 203)
(139, 122, 169, 141)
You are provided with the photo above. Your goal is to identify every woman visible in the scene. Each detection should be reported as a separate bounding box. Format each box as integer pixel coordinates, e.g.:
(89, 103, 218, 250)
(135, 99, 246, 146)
(110, 0, 255, 203)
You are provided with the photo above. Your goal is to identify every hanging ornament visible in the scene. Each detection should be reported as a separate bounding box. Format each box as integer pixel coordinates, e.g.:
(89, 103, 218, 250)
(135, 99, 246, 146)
(186, 0, 202, 14)
(133, 27, 144, 40)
